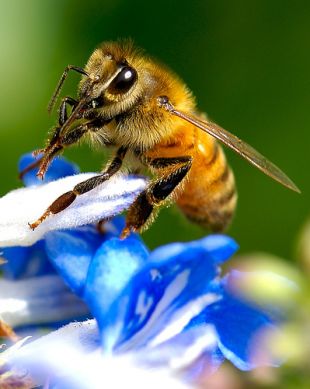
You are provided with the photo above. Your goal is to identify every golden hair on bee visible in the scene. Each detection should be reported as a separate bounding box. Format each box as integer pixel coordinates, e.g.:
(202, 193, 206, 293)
(22, 40, 299, 237)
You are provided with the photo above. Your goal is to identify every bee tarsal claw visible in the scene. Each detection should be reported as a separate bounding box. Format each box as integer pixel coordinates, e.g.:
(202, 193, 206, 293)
(32, 149, 45, 157)
(28, 210, 52, 230)
(120, 227, 132, 240)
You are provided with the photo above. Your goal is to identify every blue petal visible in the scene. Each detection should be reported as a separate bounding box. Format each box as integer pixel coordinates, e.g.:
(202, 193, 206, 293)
(114, 235, 237, 348)
(0, 275, 89, 328)
(1, 246, 31, 279)
(1, 240, 54, 279)
(150, 235, 238, 265)
(44, 226, 103, 296)
(19, 153, 79, 187)
(188, 290, 275, 370)
(83, 236, 149, 351)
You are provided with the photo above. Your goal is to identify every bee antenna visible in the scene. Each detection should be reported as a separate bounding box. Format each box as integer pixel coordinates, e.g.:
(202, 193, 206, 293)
(47, 65, 89, 115)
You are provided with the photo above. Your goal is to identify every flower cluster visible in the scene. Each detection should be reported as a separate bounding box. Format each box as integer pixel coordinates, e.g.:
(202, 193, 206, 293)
(0, 153, 292, 388)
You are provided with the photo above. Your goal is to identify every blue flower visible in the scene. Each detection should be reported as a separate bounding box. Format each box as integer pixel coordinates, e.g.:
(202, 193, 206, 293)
(51, 232, 276, 372)
(0, 153, 147, 328)
(0, 153, 291, 388)
(3, 233, 284, 388)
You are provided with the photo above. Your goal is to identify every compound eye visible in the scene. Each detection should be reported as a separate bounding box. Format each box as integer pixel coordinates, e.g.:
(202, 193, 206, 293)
(109, 66, 137, 94)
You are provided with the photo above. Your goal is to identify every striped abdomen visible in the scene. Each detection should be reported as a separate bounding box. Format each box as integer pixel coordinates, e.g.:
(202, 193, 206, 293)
(176, 130, 237, 232)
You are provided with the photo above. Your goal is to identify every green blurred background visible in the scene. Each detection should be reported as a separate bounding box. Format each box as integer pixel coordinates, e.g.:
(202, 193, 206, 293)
(0, 0, 309, 259)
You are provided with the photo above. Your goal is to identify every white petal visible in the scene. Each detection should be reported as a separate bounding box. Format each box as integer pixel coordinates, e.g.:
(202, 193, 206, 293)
(0, 275, 89, 327)
(5, 320, 189, 389)
(139, 325, 218, 370)
(0, 173, 147, 247)
(3, 320, 99, 383)
(148, 294, 220, 348)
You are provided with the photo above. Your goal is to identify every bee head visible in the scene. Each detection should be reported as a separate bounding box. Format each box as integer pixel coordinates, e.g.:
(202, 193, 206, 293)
(79, 41, 143, 119)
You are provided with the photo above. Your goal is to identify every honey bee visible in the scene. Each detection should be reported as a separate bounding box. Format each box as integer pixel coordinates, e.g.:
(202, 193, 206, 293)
(22, 40, 299, 238)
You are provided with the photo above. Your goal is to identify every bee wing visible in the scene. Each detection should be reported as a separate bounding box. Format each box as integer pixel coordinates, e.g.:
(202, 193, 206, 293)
(169, 108, 300, 193)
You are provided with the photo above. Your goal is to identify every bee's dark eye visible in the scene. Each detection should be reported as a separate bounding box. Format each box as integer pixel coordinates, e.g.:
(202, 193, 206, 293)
(109, 66, 137, 94)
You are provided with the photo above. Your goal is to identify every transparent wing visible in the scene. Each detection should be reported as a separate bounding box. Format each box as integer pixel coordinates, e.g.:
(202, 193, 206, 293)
(169, 108, 300, 193)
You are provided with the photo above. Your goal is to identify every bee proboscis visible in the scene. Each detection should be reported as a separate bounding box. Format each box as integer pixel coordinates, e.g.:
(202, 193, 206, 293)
(21, 40, 299, 238)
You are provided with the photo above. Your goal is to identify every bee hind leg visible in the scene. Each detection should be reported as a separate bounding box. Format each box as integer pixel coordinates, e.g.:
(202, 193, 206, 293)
(121, 156, 192, 239)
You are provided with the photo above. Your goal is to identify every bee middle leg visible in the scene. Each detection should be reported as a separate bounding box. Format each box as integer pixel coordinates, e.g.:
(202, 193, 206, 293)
(121, 156, 192, 238)
(29, 146, 128, 230)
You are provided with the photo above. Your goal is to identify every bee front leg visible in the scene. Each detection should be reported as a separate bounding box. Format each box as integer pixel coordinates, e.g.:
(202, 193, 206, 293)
(58, 96, 78, 126)
(35, 121, 91, 180)
(121, 156, 192, 238)
(29, 147, 128, 230)
(19, 97, 80, 180)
